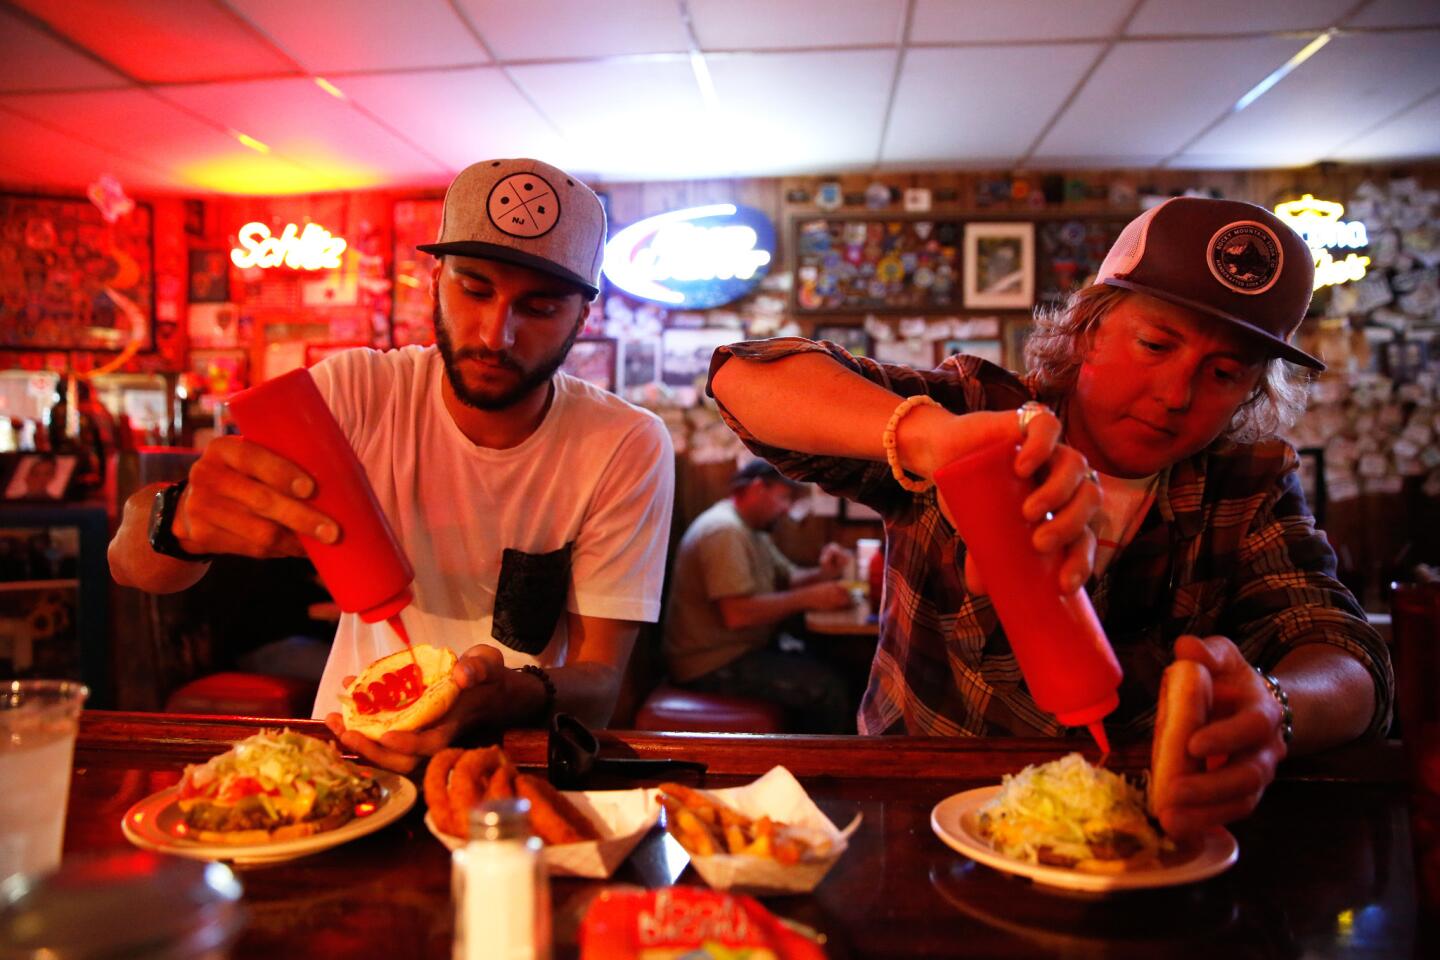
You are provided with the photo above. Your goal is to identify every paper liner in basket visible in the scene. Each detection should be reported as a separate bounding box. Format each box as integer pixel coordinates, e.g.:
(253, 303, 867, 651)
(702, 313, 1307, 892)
(425, 787, 659, 878)
(671, 765, 862, 895)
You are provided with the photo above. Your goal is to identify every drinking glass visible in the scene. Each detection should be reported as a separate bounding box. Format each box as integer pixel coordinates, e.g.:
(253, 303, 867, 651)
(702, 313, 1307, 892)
(0, 679, 89, 882)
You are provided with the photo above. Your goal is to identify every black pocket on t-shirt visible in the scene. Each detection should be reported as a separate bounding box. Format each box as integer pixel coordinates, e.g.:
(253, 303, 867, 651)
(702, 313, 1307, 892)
(492, 542, 573, 655)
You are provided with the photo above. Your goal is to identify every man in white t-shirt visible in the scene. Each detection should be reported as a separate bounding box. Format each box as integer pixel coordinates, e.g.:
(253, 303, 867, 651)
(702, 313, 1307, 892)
(109, 158, 675, 773)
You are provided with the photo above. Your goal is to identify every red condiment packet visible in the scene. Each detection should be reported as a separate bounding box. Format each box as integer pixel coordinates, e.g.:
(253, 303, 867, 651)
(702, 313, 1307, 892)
(579, 887, 826, 959)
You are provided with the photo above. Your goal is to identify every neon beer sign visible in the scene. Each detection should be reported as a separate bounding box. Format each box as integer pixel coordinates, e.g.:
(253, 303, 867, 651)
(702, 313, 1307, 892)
(1273, 194, 1370, 290)
(602, 204, 775, 308)
(231, 221, 348, 270)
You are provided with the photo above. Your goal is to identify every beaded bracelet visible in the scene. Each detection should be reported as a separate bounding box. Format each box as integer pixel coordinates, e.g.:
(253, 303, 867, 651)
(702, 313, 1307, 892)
(1254, 666, 1294, 745)
(519, 664, 557, 721)
(882, 394, 941, 494)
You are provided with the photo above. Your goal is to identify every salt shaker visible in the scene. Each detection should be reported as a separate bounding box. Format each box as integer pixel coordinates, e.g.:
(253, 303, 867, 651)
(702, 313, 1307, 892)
(452, 798, 551, 960)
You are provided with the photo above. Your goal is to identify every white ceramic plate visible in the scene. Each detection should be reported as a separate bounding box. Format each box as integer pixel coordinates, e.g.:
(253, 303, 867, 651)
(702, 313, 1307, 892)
(930, 785, 1237, 893)
(122, 769, 416, 865)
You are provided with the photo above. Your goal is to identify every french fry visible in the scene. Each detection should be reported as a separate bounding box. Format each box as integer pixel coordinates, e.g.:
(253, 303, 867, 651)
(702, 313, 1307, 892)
(656, 784, 816, 863)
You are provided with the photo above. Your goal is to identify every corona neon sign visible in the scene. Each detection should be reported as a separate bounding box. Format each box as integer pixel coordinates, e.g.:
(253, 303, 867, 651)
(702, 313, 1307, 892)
(1273, 194, 1369, 291)
(231, 221, 347, 270)
(602, 204, 775, 308)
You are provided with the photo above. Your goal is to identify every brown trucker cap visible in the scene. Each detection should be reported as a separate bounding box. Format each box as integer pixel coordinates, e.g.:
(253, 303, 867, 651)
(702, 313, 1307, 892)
(417, 158, 606, 298)
(1095, 196, 1323, 370)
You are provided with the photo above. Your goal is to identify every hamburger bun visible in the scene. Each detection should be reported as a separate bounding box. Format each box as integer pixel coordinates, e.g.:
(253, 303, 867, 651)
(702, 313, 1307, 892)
(341, 644, 461, 740)
(1148, 659, 1213, 820)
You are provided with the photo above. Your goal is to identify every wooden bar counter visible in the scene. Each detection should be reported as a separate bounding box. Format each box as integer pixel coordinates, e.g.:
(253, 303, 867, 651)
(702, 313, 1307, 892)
(62, 711, 1430, 959)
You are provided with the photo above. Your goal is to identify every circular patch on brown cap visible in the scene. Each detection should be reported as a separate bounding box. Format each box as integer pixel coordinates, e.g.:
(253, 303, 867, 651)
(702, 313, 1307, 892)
(1207, 221, 1282, 295)
(486, 173, 560, 238)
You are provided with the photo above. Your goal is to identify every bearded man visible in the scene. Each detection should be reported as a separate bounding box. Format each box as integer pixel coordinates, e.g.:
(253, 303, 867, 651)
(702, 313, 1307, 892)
(110, 159, 674, 772)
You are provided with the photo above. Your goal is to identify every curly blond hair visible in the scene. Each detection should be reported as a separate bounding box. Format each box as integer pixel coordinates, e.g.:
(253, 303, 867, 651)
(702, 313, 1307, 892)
(1023, 285, 1311, 444)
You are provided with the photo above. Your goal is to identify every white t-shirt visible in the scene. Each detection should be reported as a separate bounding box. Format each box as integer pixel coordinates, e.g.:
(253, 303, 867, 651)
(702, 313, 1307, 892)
(307, 346, 675, 717)
(1091, 471, 1159, 579)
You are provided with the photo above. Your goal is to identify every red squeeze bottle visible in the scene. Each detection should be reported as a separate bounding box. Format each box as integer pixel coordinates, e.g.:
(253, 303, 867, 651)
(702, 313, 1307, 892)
(933, 438, 1120, 754)
(226, 369, 415, 640)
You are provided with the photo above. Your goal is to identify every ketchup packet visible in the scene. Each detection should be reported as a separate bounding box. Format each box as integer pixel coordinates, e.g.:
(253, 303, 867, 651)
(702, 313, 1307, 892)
(579, 887, 826, 960)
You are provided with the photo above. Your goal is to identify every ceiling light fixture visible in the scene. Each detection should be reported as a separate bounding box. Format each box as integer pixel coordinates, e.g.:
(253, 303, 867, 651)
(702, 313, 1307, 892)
(1232, 29, 1335, 114)
(313, 77, 346, 100)
(232, 131, 271, 154)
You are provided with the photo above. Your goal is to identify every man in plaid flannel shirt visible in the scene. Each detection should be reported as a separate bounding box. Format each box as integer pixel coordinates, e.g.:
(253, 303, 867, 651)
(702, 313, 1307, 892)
(709, 198, 1391, 839)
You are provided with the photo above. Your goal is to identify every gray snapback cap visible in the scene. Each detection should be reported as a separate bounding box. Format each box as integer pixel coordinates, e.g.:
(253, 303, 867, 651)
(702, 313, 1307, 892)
(418, 158, 606, 297)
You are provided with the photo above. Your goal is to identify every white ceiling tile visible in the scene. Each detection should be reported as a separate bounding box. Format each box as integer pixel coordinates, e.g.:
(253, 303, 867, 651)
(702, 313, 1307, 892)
(0, 100, 170, 190)
(707, 50, 894, 173)
(1332, 90, 1440, 161)
(336, 68, 570, 180)
(1036, 37, 1305, 160)
(689, 0, 906, 50)
(1128, 0, 1355, 35)
(1343, 0, 1440, 28)
(1181, 31, 1440, 165)
(911, 0, 1133, 43)
(453, 0, 688, 60)
(0, 5, 130, 93)
(883, 44, 1104, 165)
(225, 0, 488, 73)
(0, 89, 319, 194)
(158, 79, 449, 190)
(8, 0, 297, 83)
(509, 59, 727, 179)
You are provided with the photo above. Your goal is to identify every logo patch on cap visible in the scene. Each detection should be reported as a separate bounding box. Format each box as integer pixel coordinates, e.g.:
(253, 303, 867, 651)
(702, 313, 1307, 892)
(486, 173, 560, 239)
(1207, 221, 1282, 295)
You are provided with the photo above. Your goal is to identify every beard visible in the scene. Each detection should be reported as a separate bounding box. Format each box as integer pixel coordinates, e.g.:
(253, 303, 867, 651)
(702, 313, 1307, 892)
(433, 301, 581, 411)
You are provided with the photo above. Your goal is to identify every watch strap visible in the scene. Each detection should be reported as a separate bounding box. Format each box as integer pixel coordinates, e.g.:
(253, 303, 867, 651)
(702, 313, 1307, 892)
(149, 480, 215, 562)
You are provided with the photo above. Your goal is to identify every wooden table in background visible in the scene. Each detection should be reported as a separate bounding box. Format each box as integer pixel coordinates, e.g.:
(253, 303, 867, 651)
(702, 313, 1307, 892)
(63, 712, 1431, 959)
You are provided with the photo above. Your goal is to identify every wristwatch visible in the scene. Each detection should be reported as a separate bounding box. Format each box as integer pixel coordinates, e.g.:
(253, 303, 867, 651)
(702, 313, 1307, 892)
(148, 480, 214, 562)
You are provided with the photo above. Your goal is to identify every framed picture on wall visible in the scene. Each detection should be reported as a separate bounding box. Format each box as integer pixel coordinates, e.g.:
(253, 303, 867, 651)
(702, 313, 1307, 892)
(661, 327, 742, 389)
(189, 348, 249, 396)
(813, 324, 873, 358)
(963, 222, 1034, 309)
(563, 337, 619, 392)
(187, 248, 231, 303)
(620, 337, 660, 390)
(0, 194, 155, 352)
(3, 454, 77, 501)
(793, 217, 963, 314)
(936, 338, 1004, 366)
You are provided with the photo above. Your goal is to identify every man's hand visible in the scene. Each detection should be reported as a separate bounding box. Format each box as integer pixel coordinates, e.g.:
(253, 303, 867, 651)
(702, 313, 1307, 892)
(1156, 634, 1288, 838)
(818, 542, 853, 580)
(177, 435, 339, 559)
(325, 646, 510, 774)
(908, 406, 1100, 597)
(799, 581, 853, 612)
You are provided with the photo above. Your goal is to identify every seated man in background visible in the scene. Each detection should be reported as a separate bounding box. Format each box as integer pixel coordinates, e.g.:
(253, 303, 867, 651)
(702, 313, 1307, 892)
(663, 459, 857, 733)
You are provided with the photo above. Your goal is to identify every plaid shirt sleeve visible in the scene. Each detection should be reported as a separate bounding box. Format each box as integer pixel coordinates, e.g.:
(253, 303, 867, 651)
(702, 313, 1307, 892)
(1220, 442, 1395, 739)
(706, 337, 1028, 517)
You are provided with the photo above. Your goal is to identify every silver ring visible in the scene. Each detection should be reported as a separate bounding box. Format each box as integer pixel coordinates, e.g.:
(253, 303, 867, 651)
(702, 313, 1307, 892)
(1016, 400, 1050, 437)
(1086, 469, 1100, 485)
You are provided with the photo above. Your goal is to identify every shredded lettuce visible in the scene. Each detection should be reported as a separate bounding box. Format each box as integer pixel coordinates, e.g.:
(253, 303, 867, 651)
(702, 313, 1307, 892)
(181, 728, 363, 802)
(977, 753, 1154, 865)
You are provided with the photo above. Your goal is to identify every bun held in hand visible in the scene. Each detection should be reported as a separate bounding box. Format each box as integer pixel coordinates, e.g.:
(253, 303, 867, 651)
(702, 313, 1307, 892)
(340, 643, 460, 740)
(1148, 659, 1213, 822)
